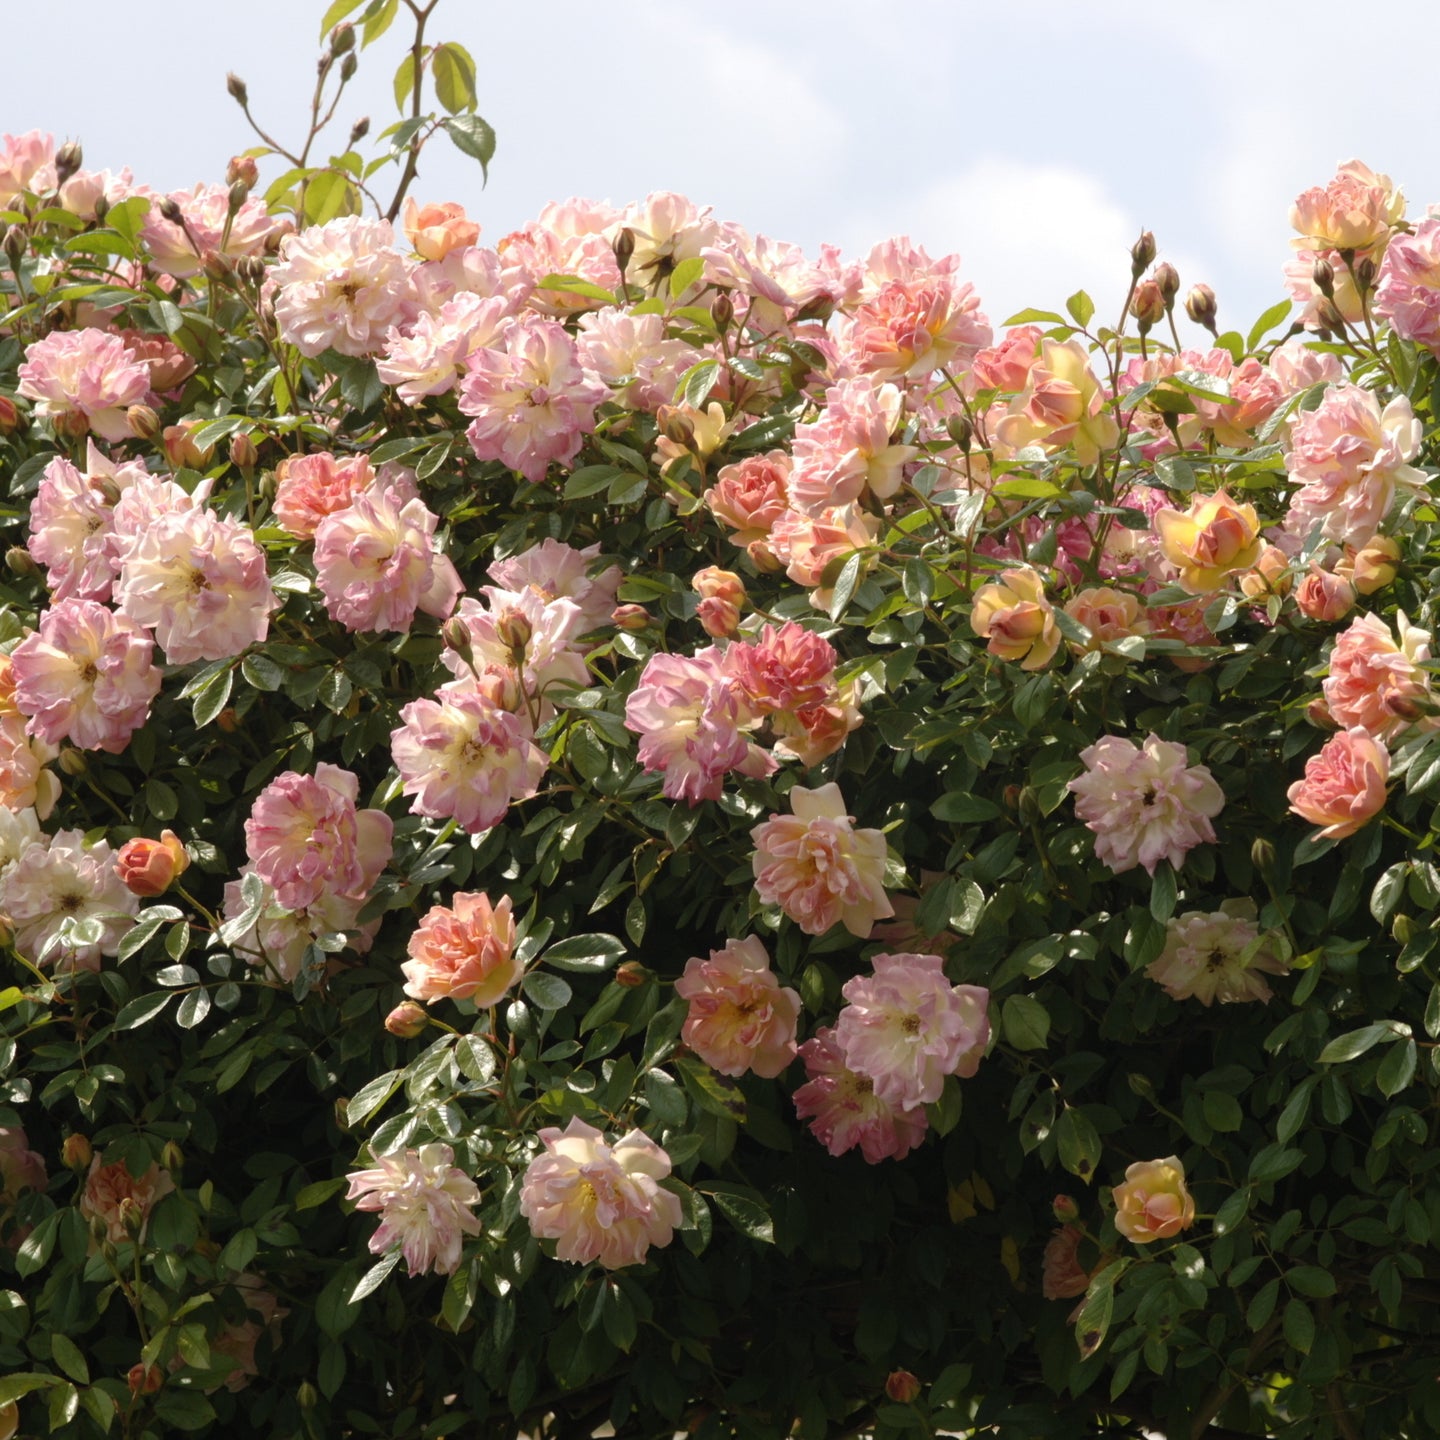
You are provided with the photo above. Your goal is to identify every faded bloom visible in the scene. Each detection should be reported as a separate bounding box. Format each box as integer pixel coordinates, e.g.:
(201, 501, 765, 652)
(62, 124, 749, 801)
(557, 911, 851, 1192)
(1323, 611, 1434, 741)
(78, 1152, 174, 1245)
(1287, 726, 1389, 839)
(17, 328, 150, 442)
(1042, 1225, 1092, 1301)
(674, 935, 800, 1078)
(114, 508, 277, 665)
(244, 763, 393, 912)
(11, 599, 161, 753)
(0, 1126, 45, 1205)
(834, 952, 989, 1109)
(519, 1118, 682, 1269)
(970, 568, 1061, 669)
(402, 892, 519, 1007)
(313, 489, 462, 634)
(751, 783, 894, 937)
(1, 829, 137, 970)
(1111, 1156, 1195, 1244)
(345, 1142, 482, 1276)
(793, 1026, 929, 1164)
(115, 830, 189, 898)
(209, 1274, 289, 1393)
(391, 677, 549, 832)
(140, 182, 280, 280)
(1145, 901, 1289, 1005)
(1152, 490, 1263, 594)
(1068, 734, 1224, 876)
(272, 215, 416, 357)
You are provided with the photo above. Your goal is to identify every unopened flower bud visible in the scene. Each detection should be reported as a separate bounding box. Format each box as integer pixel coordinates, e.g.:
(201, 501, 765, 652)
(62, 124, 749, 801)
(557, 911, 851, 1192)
(1126, 1072, 1155, 1099)
(127, 404, 160, 441)
(160, 1141, 184, 1176)
(710, 292, 733, 332)
(495, 611, 533, 656)
(1393, 913, 1416, 945)
(127, 1363, 163, 1396)
(62, 1133, 92, 1172)
(385, 1002, 427, 1039)
(945, 413, 973, 451)
(329, 20, 356, 55)
(226, 154, 259, 189)
(1130, 230, 1156, 277)
(4, 546, 38, 578)
(1295, 567, 1355, 623)
(1184, 283, 1218, 334)
(1152, 262, 1180, 306)
(612, 227, 635, 275)
(227, 180, 250, 216)
(158, 196, 184, 226)
(1053, 1194, 1080, 1223)
(349, 116, 370, 146)
(1348, 535, 1401, 594)
(0, 395, 19, 434)
(118, 1196, 145, 1237)
(3, 226, 26, 269)
(115, 830, 190, 897)
(1316, 299, 1347, 333)
(89, 1212, 111, 1245)
(1130, 280, 1165, 329)
(340, 53, 359, 83)
(615, 960, 649, 988)
(226, 72, 249, 106)
(441, 616, 476, 671)
(93, 194, 109, 223)
(657, 405, 696, 449)
(1311, 257, 1335, 298)
(1306, 695, 1338, 730)
(1238, 543, 1291, 601)
(57, 747, 87, 776)
(885, 1371, 922, 1405)
(55, 141, 83, 188)
(237, 254, 267, 286)
(1251, 837, 1277, 874)
(334, 1098, 351, 1132)
(611, 604, 649, 632)
(1355, 256, 1377, 293)
(297, 1381, 319, 1410)
(163, 424, 213, 471)
(229, 432, 258, 470)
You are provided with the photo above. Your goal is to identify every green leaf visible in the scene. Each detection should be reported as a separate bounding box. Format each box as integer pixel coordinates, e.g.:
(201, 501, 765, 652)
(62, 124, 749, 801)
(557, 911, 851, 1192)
(0, 1371, 64, 1406)
(1247, 1277, 1280, 1329)
(700, 1185, 774, 1244)
(349, 1249, 401, 1302)
(176, 988, 212, 1029)
(455, 1034, 497, 1084)
(49, 1332, 88, 1385)
(1002, 308, 1065, 326)
(680, 357, 721, 410)
(360, 0, 398, 46)
(520, 970, 572, 1011)
(1202, 1090, 1243, 1133)
(295, 1177, 348, 1211)
(542, 933, 626, 972)
(392, 51, 417, 114)
(1317, 1021, 1406, 1064)
(1001, 993, 1050, 1051)
(319, 0, 365, 38)
(431, 41, 477, 114)
(1247, 299, 1294, 351)
(1286, 1265, 1336, 1299)
(1283, 1296, 1314, 1354)
(668, 256, 706, 299)
(1055, 1107, 1101, 1184)
(562, 464, 624, 500)
(441, 115, 496, 183)
(1066, 289, 1095, 327)
(1073, 1264, 1122, 1358)
(1213, 1187, 1250, 1236)
(346, 1068, 404, 1127)
(675, 1053, 746, 1123)
(931, 793, 1000, 824)
(1377, 1037, 1417, 1098)
(826, 553, 862, 621)
(115, 992, 172, 1030)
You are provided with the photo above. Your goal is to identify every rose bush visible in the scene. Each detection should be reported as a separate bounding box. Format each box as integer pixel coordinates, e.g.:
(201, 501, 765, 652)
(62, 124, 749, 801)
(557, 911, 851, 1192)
(3, 8, 1440, 1440)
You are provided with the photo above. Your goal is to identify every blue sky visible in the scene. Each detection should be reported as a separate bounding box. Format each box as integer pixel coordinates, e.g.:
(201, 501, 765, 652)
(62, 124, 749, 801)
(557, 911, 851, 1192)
(13, 0, 1440, 340)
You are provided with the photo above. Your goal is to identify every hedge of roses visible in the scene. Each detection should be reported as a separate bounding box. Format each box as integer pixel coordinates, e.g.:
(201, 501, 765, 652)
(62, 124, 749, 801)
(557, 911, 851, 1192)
(3, 14, 1440, 1437)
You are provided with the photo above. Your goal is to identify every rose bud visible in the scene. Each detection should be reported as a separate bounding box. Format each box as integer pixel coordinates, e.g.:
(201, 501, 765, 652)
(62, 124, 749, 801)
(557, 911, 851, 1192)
(62, 1133, 93, 1172)
(5, 546, 38, 578)
(0, 395, 19, 434)
(1129, 280, 1165, 329)
(1152, 262, 1180, 306)
(226, 72, 249, 106)
(615, 960, 650, 988)
(1347, 535, 1401, 595)
(612, 604, 650, 632)
(1294, 567, 1355, 623)
(226, 154, 259, 189)
(115, 831, 190, 898)
(1052, 1194, 1080, 1223)
(693, 566, 746, 639)
(229, 432, 258, 471)
(1130, 230, 1157, 276)
(885, 1371, 922, 1405)
(127, 404, 160, 441)
(1184, 283, 1218, 334)
(384, 1002, 427, 1039)
(127, 1363, 163, 1396)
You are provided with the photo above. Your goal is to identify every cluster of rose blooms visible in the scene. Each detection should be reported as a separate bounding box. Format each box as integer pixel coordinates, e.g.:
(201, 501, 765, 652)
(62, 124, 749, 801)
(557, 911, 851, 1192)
(3, 124, 1439, 1288)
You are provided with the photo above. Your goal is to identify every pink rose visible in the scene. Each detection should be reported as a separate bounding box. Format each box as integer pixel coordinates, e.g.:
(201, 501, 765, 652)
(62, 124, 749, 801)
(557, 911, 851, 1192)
(1323, 612, 1433, 741)
(345, 1143, 481, 1276)
(78, 1152, 174, 1245)
(792, 1026, 929, 1164)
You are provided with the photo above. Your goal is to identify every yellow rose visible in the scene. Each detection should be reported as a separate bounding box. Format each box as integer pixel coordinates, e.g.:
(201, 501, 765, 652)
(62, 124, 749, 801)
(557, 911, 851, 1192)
(1153, 489, 1262, 593)
(971, 568, 1060, 670)
(1111, 1155, 1195, 1244)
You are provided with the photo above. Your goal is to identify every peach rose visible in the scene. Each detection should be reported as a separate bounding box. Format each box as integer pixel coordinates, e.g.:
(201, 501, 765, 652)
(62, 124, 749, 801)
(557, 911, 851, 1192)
(115, 830, 189, 897)
(1287, 727, 1389, 840)
(1063, 586, 1147, 652)
(402, 892, 519, 1007)
(970, 567, 1060, 670)
(1322, 612, 1433, 741)
(1111, 1156, 1195, 1244)
(402, 199, 480, 263)
(1152, 489, 1262, 594)
(1294, 567, 1355, 623)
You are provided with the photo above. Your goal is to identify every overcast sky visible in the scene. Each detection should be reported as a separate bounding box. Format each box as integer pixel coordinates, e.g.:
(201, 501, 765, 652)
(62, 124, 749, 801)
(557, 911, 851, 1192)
(10, 1, 1439, 339)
